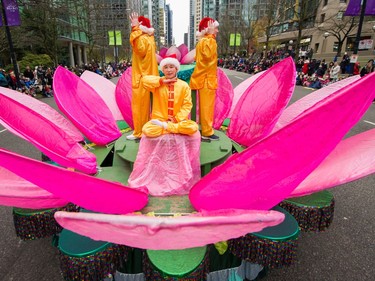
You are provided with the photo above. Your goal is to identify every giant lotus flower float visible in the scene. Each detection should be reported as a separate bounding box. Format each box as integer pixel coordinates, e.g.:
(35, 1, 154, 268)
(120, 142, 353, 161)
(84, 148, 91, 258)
(0, 55, 375, 280)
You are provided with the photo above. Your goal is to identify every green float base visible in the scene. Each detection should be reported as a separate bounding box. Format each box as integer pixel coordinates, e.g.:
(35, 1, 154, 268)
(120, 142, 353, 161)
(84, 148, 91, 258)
(12, 203, 79, 241)
(279, 190, 335, 232)
(228, 207, 300, 268)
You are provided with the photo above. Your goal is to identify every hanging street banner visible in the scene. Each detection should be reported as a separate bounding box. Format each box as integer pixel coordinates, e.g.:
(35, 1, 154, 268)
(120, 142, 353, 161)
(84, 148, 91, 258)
(229, 33, 241, 47)
(0, 0, 21, 26)
(108, 30, 122, 46)
(344, 0, 375, 16)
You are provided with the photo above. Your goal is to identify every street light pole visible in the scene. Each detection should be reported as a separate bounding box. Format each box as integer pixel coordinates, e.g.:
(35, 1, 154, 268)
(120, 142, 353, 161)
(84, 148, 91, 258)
(1, 0, 20, 87)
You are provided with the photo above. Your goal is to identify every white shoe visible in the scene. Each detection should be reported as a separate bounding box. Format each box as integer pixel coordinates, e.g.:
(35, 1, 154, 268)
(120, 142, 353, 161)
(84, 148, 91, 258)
(126, 134, 138, 140)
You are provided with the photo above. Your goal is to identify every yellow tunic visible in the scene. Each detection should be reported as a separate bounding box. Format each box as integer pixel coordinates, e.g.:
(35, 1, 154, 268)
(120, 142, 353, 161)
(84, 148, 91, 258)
(189, 34, 218, 137)
(141, 76, 198, 137)
(129, 26, 159, 138)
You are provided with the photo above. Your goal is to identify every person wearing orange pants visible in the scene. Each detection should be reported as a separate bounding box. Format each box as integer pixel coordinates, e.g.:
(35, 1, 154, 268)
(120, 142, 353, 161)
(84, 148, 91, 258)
(141, 55, 198, 138)
(127, 12, 159, 140)
(190, 17, 219, 141)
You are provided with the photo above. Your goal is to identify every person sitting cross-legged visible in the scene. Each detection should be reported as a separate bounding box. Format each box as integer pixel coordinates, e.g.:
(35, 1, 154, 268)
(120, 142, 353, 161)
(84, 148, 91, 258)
(141, 55, 198, 137)
(128, 55, 200, 196)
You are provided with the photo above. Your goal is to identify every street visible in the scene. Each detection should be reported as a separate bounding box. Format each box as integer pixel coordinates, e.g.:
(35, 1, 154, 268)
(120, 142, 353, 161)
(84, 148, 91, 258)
(0, 68, 374, 281)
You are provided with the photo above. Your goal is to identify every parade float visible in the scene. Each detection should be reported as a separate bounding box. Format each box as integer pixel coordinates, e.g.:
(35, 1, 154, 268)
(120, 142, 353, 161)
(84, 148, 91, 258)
(1, 44, 375, 280)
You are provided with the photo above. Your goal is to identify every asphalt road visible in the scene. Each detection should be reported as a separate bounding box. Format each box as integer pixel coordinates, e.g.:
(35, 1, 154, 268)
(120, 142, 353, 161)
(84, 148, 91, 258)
(0, 69, 374, 281)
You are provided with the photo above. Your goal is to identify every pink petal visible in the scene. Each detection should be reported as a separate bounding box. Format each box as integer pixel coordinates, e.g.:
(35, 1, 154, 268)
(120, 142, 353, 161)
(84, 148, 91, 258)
(53, 66, 121, 145)
(0, 167, 69, 209)
(54, 209, 285, 250)
(0, 149, 149, 214)
(177, 44, 189, 58)
(213, 69, 234, 129)
(0, 90, 97, 174)
(228, 57, 296, 146)
(190, 72, 375, 211)
(273, 75, 361, 132)
(115, 67, 134, 129)
(180, 49, 196, 65)
(291, 128, 375, 197)
(166, 46, 181, 61)
(81, 71, 124, 121)
(159, 47, 169, 58)
(0, 87, 83, 142)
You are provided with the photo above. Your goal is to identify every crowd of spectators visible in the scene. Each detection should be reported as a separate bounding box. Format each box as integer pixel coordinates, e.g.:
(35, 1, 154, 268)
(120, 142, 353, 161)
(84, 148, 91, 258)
(218, 50, 374, 90)
(1, 52, 373, 98)
(0, 60, 133, 98)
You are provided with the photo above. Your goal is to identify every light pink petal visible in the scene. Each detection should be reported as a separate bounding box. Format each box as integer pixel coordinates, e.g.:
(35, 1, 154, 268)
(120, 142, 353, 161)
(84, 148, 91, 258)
(156, 53, 163, 64)
(0, 87, 83, 142)
(54, 209, 285, 250)
(177, 44, 189, 58)
(189, 72, 375, 211)
(115, 67, 134, 129)
(0, 91, 97, 174)
(273, 75, 361, 132)
(80, 71, 124, 121)
(213, 69, 234, 129)
(159, 47, 169, 58)
(0, 149, 149, 214)
(180, 49, 196, 65)
(166, 45, 181, 61)
(227, 57, 296, 147)
(53, 66, 121, 145)
(228, 71, 264, 118)
(0, 167, 69, 209)
(291, 128, 375, 197)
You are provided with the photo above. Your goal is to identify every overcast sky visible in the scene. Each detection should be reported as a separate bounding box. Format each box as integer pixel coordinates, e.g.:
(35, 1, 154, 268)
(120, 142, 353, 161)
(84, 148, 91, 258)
(166, 0, 189, 46)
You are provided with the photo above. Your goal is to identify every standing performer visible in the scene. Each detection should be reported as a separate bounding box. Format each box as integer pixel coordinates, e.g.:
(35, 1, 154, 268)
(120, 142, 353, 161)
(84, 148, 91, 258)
(127, 12, 159, 140)
(142, 55, 198, 138)
(190, 17, 220, 141)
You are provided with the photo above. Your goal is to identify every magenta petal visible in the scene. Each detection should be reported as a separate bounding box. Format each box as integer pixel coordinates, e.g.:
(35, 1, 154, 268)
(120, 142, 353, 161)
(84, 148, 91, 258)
(166, 46, 181, 61)
(115, 67, 134, 129)
(159, 47, 168, 58)
(291, 128, 375, 197)
(177, 44, 189, 58)
(55, 209, 284, 250)
(53, 66, 121, 145)
(0, 91, 97, 174)
(0, 167, 69, 209)
(0, 149, 149, 214)
(213, 69, 234, 129)
(180, 49, 196, 65)
(189, 72, 375, 211)
(80, 70, 124, 121)
(228, 57, 296, 147)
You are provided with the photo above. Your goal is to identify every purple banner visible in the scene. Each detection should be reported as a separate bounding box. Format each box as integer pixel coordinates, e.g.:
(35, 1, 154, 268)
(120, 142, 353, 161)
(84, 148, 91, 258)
(3, 0, 21, 26)
(345, 0, 375, 16)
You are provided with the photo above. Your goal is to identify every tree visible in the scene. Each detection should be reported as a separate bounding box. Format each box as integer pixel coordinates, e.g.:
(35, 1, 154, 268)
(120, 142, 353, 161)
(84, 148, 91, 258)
(317, 13, 358, 56)
(18, 1, 60, 64)
(292, 0, 321, 58)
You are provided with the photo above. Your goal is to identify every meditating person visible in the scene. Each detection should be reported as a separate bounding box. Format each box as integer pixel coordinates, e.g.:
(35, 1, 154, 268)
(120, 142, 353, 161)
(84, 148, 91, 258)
(141, 55, 198, 137)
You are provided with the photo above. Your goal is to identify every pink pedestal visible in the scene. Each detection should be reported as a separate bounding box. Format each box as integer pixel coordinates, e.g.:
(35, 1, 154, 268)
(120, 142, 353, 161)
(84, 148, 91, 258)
(128, 132, 201, 196)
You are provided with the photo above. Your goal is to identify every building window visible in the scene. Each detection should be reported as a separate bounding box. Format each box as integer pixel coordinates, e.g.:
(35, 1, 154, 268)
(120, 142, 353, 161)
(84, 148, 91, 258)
(339, 0, 347, 3)
(324, 0, 328, 6)
(320, 13, 325, 23)
(333, 42, 339, 53)
(315, 43, 319, 53)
